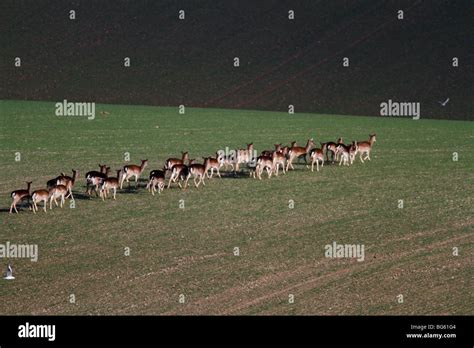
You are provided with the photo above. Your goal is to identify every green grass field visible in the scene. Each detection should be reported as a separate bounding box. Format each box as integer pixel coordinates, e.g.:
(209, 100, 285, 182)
(0, 100, 472, 315)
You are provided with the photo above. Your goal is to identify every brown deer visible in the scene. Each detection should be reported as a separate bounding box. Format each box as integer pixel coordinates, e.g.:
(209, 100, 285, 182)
(100, 170, 122, 200)
(167, 159, 193, 189)
(146, 169, 165, 195)
(286, 138, 315, 171)
(47, 174, 65, 190)
(203, 156, 222, 178)
(57, 169, 78, 199)
(336, 142, 358, 166)
(49, 184, 68, 209)
(85, 164, 109, 196)
(9, 181, 32, 214)
(187, 160, 207, 188)
(321, 137, 344, 163)
(309, 147, 325, 172)
(235, 143, 254, 173)
(164, 152, 189, 171)
(356, 134, 376, 163)
(272, 150, 286, 176)
(120, 159, 148, 189)
(31, 189, 50, 213)
(255, 155, 274, 180)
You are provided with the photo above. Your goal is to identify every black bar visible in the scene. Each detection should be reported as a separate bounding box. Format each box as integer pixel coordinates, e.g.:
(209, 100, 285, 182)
(0, 316, 472, 346)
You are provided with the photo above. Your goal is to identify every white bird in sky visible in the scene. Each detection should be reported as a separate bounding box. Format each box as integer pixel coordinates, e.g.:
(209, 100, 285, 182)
(3, 264, 15, 280)
(438, 98, 450, 106)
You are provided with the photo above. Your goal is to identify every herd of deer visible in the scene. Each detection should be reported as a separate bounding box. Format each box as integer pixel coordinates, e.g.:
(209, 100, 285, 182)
(8, 134, 376, 214)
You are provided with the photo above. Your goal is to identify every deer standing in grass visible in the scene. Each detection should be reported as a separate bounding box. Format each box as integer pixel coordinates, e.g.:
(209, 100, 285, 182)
(120, 159, 148, 189)
(309, 147, 325, 172)
(235, 143, 254, 173)
(286, 138, 315, 171)
(31, 189, 50, 213)
(167, 159, 192, 189)
(85, 164, 109, 196)
(49, 184, 68, 209)
(203, 156, 222, 178)
(255, 155, 274, 180)
(47, 174, 64, 190)
(57, 169, 78, 200)
(146, 169, 165, 195)
(164, 152, 189, 171)
(321, 137, 343, 163)
(356, 134, 376, 163)
(101, 170, 122, 200)
(187, 160, 207, 188)
(272, 150, 286, 175)
(336, 142, 358, 166)
(9, 181, 32, 214)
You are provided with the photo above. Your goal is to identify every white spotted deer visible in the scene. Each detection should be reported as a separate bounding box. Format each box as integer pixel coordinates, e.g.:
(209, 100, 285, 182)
(9, 181, 32, 214)
(57, 169, 78, 200)
(120, 159, 148, 189)
(49, 184, 68, 209)
(101, 170, 122, 200)
(146, 169, 165, 195)
(356, 134, 376, 163)
(286, 138, 315, 171)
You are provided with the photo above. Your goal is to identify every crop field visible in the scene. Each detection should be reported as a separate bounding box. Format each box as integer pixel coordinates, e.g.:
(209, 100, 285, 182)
(0, 100, 472, 315)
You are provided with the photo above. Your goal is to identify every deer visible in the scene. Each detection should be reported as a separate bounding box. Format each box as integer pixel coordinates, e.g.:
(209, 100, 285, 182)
(100, 170, 122, 200)
(9, 181, 32, 214)
(167, 159, 193, 189)
(49, 184, 68, 209)
(85, 164, 109, 196)
(255, 155, 274, 180)
(146, 169, 165, 195)
(186, 160, 207, 188)
(31, 189, 50, 213)
(336, 142, 358, 166)
(261, 144, 281, 157)
(203, 156, 222, 178)
(47, 174, 65, 190)
(286, 138, 315, 171)
(309, 147, 325, 172)
(164, 152, 189, 171)
(321, 137, 344, 163)
(235, 143, 254, 173)
(57, 169, 78, 199)
(120, 159, 148, 189)
(272, 150, 286, 176)
(356, 134, 376, 163)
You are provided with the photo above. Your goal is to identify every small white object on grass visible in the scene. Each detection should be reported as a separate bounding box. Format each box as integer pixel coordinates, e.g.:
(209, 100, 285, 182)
(4, 264, 15, 280)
